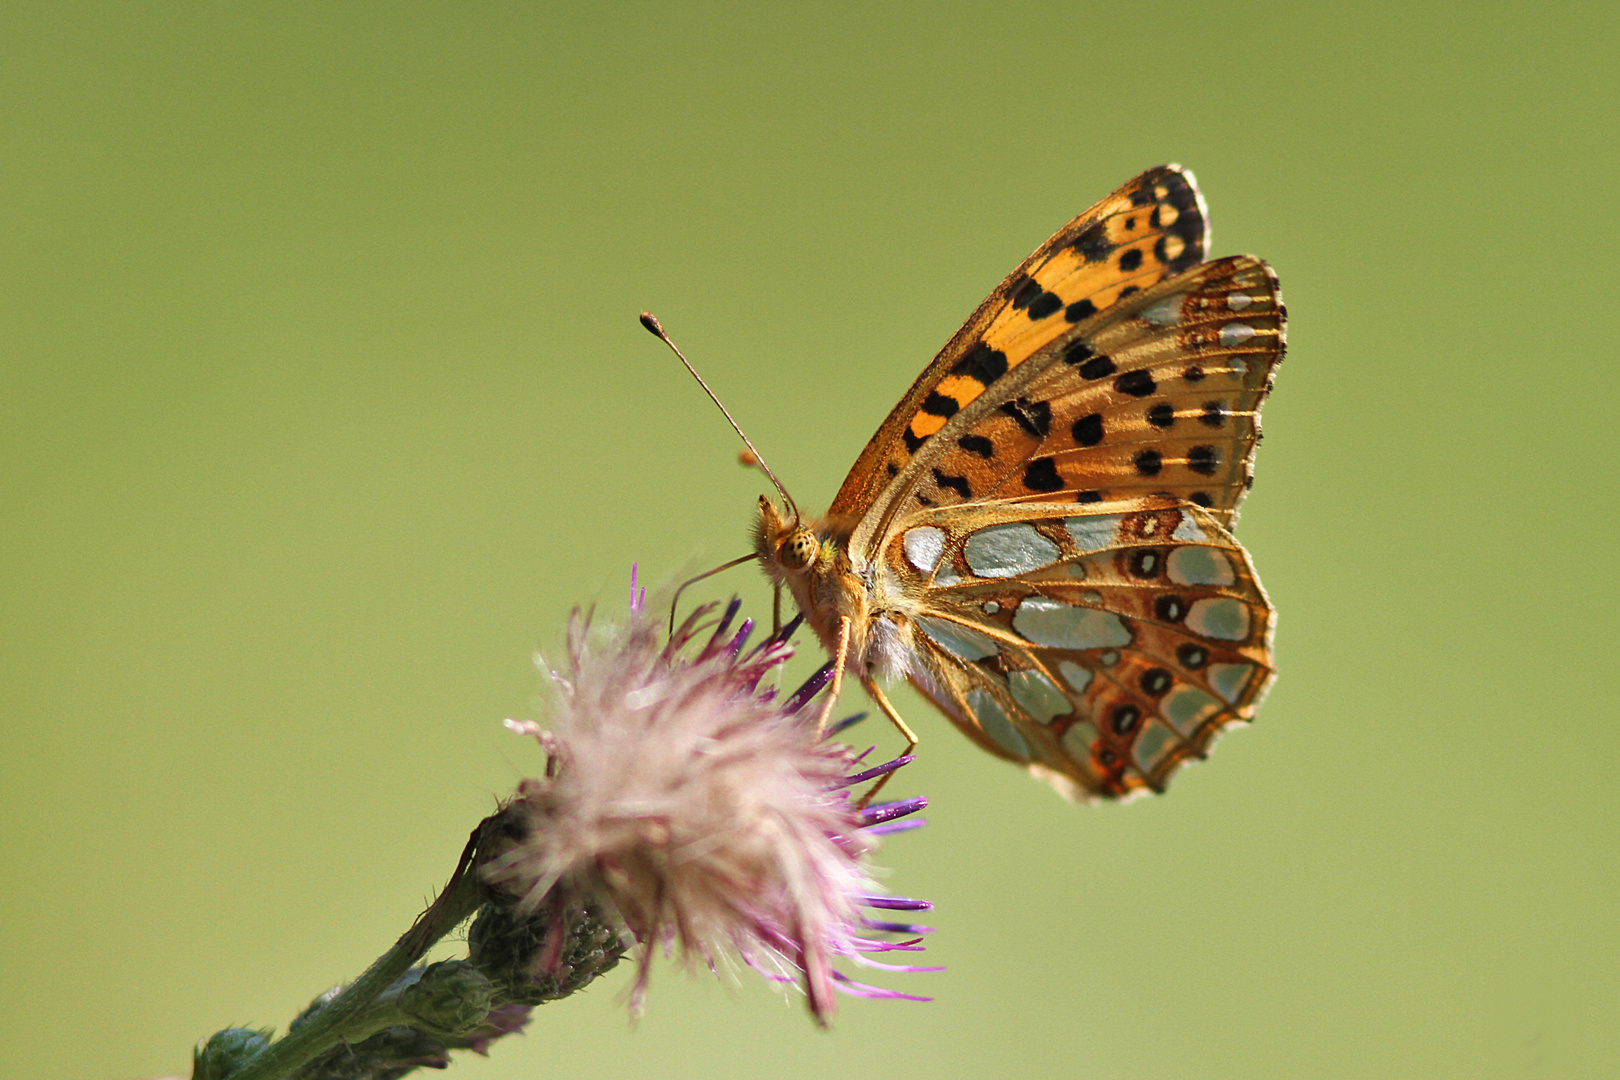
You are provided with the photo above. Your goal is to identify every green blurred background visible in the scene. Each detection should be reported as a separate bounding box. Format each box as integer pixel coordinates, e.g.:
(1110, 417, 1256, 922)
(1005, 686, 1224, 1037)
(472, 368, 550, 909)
(3, 4, 1615, 1078)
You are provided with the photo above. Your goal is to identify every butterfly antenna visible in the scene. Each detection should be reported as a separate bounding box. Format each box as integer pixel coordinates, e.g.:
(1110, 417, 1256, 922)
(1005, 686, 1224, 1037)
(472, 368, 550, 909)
(640, 312, 802, 525)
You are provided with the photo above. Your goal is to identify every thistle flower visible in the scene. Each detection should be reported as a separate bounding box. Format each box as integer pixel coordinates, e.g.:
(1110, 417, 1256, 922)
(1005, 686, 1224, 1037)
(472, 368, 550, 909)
(482, 572, 935, 1023)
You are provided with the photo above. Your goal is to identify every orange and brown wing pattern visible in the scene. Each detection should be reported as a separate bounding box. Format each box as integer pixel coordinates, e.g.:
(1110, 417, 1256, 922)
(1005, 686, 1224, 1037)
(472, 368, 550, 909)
(828, 165, 1209, 523)
(882, 255, 1284, 532)
(886, 499, 1274, 800)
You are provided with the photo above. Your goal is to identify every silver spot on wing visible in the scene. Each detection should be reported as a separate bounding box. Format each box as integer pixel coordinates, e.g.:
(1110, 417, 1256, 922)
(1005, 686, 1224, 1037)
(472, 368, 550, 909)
(966, 688, 1031, 758)
(1166, 545, 1235, 586)
(963, 522, 1060, 578)
(1008, 668, 1070, 724)
(1064, 515, 1124, 553)
(1185, 597, 1250, 641)
(1012, 596, 1132, 649)
(914, 615, 1000, 661)
(903, 526, 946, 574)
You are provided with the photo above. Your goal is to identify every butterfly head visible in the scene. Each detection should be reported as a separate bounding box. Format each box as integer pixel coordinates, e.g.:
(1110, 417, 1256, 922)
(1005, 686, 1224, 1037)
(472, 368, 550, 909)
(755, 495, 820, 574)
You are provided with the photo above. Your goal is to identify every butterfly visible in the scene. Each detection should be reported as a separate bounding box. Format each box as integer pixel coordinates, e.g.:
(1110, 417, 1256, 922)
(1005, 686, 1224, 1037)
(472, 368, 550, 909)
(653, 165, 1283, 801)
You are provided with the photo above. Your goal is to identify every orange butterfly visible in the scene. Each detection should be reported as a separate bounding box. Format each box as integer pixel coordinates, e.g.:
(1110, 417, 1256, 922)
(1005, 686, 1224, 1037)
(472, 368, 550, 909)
(652, 165, 1283, 801)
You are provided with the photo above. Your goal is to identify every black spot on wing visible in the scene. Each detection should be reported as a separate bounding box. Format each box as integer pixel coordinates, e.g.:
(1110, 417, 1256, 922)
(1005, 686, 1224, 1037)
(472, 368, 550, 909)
(903, 429, 925, 453)
(932, 468, 972, 499)
(1064, 298, 1098, 323)
(1079, 354, 1116, 380)
(921, 391, 959, 418)
(1146, 403, 1175, 429)
(957, 434, 994, 458)
(1118, 248, 1143, 272)
(1133, 449, 1163, 476)
(999, 397, 1051, 439)
(1062, 339, 1096, 365)
(1076, 490, 1103, 503)
(951, 341, 1009, 385)
(1144, 167, 1201, 211)
(1010, 275, 1041, 310)
(1026, 291, 1062, 320)
(1155, 595, 1187, 622)
(1072, 413, 1104, 446)
(1188, 445, 1219, 476)
(1116, 370, 1156, 397)
(1140, 668, 1172, 696)
(1161, 172, 1201, 210)
(1073, 222, 1114, 262)
(1022, 458, 1063, 493)
(1154, 231, 1202, 274)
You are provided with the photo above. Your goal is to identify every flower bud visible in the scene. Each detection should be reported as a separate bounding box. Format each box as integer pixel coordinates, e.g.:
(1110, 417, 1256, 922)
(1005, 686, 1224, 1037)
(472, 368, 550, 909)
(398, 960, 495, 1035)
(191, 1026, 272, 1080)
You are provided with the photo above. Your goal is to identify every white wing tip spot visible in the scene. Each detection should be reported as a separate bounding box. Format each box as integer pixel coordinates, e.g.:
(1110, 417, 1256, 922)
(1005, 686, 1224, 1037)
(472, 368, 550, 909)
(1219, 323, 1256, 347)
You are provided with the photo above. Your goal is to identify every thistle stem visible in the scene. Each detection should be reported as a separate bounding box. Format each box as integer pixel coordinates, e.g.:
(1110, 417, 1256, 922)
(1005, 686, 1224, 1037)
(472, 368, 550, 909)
(223, 823, 491, 1080)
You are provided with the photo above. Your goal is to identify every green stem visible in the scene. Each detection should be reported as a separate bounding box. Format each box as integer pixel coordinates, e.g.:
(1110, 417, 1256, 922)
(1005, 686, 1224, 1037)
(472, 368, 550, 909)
(224, 824, 492, 1080)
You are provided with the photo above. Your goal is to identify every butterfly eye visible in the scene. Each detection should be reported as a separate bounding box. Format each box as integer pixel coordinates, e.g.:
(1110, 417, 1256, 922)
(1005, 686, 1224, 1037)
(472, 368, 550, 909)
(778, 529, 820, 571)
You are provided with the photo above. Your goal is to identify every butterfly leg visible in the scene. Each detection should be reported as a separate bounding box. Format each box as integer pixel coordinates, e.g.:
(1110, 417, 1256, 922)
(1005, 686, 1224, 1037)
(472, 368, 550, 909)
(854, 676, 917, 809)
(814, 615, 852, 736)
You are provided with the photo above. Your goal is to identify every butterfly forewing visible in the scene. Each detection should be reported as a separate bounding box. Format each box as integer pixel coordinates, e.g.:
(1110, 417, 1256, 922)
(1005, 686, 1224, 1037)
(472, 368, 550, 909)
(925, 255, 1285, 527)
(888, 500, 1274, 800)
(829, 165, 1210, 532)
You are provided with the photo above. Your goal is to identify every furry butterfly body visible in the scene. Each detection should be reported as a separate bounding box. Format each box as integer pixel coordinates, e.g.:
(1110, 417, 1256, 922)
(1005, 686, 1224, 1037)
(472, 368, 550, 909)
(754, 165, 1285, 800)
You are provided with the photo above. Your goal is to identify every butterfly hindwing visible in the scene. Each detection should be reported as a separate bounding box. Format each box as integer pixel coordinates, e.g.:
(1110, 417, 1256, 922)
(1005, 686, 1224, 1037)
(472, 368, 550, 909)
(887, 499, 1274, 800)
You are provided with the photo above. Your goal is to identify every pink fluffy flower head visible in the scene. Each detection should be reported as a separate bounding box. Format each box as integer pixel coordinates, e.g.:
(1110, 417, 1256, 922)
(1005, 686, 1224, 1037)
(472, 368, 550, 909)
(482, 574, 933, 1023)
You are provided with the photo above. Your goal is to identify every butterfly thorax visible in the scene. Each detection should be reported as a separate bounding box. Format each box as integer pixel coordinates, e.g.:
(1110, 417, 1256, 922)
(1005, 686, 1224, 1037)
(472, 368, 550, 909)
(754, 496, 916, 680)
